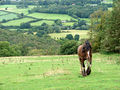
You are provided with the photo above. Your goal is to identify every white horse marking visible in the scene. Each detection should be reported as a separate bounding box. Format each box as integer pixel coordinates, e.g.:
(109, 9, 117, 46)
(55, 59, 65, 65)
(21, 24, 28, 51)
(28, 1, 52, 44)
(87, 51, 90, 58)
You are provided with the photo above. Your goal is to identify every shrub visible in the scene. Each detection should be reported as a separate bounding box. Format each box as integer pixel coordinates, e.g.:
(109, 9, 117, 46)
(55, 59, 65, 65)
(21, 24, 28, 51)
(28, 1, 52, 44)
(65, 34, 73, 40)
(60, 40, 78, 55)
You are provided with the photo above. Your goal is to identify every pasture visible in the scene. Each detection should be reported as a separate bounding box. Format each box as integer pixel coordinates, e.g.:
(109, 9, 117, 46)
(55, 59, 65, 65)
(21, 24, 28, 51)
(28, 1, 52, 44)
(28, 13, 76, 21)
(102, 0, 113, 4)
(31, 20, 54, 26)
(63, 22, 74, 26)
(2, 18, 34, 26)
(0, 53, 120, 89)
(0, 11, 8, 15)
(0, 13, 18, 21)
(49, 30, 89, 39)
(0, 5, 34, 15)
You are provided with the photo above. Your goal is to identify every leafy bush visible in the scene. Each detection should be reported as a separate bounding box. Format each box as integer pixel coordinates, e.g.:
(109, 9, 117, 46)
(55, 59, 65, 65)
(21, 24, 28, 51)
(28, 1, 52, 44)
(20, 22, 31, 29)
(60, 40, 78, 55)
(74, 34, 80, 41)
(65, 34, 73, 40)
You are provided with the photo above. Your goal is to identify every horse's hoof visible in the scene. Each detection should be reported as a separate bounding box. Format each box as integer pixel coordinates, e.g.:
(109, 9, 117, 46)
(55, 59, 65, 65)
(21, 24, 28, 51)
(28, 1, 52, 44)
(86, 66, 91, 75)
(82, 71, 87, 76)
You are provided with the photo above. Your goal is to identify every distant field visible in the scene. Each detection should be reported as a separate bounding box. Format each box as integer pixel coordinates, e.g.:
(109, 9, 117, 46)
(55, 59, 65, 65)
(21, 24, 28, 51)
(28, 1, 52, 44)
(31, 20, 54, 26)
(0, 5, 16, 9)
(0, 11, 8, 15)
(108, 7, 113, 11)
(49, 30, 89, 39)
(2, 18, 34, 26)
(0, 13, 18, 21)
(0, 5, 34, 15)
(28, 13, 76, 20)
(80, 18, 90, 24)
(102, 0, 113, 4)
(63, 22, 74, 26)
(0, 53, 120, 89)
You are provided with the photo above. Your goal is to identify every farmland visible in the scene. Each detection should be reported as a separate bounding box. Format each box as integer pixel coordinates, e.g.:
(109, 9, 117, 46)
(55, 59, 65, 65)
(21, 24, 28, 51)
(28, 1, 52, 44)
(0, 53, 120, 89)
(0, 13, 18, 21)
(49, 30, 89, 39)
(28, 13, 76, 20)
(31, 20, 54, 26)
(0, 5, 34, 15)
(2, 18, 34, 26)
(0, 5, 78, 28)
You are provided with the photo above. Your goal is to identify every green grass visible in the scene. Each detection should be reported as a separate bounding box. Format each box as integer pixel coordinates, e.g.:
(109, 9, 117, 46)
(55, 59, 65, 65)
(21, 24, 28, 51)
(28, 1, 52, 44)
(102, 0, 113, 4)
(80, 18, 91, 24)
(28, 13, 76, 20)
(2, 18, 34, 26)
(49, 30, 89, 39)
(0, 5, 35, 15)
(31, 20, 54, 26)
(0, 53, 120, 90)
(0, 5, 17, 9)
(0, 13, 18, 21)
(63, 22, 74, 26)
(0, 11, 8, 15)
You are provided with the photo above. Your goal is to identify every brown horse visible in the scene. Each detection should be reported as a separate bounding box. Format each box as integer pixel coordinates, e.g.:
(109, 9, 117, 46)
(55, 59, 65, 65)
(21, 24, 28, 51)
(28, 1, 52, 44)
(77, 40, 92, 76)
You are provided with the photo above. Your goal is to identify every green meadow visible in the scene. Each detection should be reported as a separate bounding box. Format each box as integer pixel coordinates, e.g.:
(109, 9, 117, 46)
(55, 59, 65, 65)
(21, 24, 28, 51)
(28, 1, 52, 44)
(102, 0, 113, 4)
(0, 53, 120, 90)
(49, 30, 89, 39)
(0, 5, 34, 15)
(63, 22, 74, 26)
(0, 13, 18, 21)
(2, 18, 34, 26)
(28, 13, 76, 20)
(31, 20, 54, 26)
(0, 11, 8, 15)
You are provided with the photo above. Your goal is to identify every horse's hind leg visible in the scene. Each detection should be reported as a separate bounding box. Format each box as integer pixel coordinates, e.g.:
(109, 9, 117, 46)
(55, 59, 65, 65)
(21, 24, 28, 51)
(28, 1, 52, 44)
(79, 57, 82, 74)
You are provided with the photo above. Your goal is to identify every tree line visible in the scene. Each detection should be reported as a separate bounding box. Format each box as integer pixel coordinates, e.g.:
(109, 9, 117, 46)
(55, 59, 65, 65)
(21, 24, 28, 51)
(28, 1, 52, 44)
(89, 0, 120, 53)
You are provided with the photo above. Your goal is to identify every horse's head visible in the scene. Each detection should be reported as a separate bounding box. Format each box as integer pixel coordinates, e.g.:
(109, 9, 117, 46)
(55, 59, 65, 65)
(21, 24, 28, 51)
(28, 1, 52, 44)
(84, 40, 92, 51)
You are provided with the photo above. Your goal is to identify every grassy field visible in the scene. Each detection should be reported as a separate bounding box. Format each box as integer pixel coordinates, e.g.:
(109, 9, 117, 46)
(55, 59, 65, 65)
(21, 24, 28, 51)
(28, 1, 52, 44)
(28, 13, 76, 21)
(2, 18, 34, 26)
(31, 20, 54, 26)
(63, 22, 74, 26)
(0, 5, 34, 15)
(102, 0, 113, 4)
(0, 53, 120, 90)
(49, 30, 89, 39)
(0, 11, 8, 15)
(0, 13, 18, 21)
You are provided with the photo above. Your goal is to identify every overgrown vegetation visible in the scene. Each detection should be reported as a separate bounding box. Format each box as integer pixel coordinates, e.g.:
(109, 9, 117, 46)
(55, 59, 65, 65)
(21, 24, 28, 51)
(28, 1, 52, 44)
(0, 29, 60, 56)
(90, 0, 120, 53)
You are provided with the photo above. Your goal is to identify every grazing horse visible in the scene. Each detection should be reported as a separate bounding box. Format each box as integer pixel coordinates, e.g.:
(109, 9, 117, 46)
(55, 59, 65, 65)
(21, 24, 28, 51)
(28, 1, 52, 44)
(78, 40, 92, 76)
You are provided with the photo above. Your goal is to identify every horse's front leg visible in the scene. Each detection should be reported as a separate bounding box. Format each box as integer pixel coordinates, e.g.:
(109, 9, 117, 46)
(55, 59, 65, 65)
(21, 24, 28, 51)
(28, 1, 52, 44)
(86, 57, 92, 75)
(80, 59, 86, 76)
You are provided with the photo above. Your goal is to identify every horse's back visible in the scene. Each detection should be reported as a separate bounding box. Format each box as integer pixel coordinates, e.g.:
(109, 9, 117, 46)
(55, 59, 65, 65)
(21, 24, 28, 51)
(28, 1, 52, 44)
(77, 45, 84, 57)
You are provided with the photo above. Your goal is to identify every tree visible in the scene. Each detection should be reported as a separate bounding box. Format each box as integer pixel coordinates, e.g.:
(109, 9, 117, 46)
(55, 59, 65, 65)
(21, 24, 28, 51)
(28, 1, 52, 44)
(78, 19, 86, 27)
(20, 23, 31, 29)
(55, 19, 62, 26)
(60, 40, 78, 55)
(89, 0, 120, 53)
(65, 34, 73, 40)
(53, 25, 61, 33)
(74, 34, 80, 41)
(100, 0, 120, 52)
